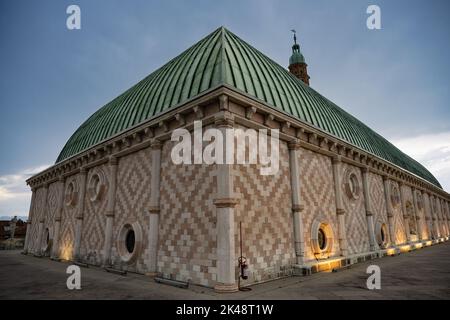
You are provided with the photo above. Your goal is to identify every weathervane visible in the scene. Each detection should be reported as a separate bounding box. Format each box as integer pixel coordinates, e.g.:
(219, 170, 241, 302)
(291, 29, 297, 45)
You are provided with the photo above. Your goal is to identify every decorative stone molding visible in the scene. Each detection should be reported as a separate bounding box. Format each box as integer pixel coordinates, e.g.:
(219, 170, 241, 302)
(213, 198, 239, 208)
(219, 94, 229, 111)
(245, 106, 257, 120)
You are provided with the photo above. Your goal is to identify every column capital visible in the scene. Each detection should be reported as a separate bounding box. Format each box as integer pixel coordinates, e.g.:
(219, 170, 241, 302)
(332, 155, 341, 164)
(150, 139, 163, 150)
(214, 111, 234, 128)
(79, 166, 88, 175)
(361, 166, 370, 174)
(58, 176, 65, 183)
(292, 204, 304, 212)
(337, 208, 346, 215)
(365, 210, 373, 217)
(109, 156, 118, 166)
(213, 198, 239, 208)
(288, 140, 301, 150)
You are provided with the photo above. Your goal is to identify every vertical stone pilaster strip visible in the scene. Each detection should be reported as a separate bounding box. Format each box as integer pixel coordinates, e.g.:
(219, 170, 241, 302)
(399, 183, 411, 243)
(147, 139, 162, 275)
(103, 156, 118, 266)
(362, 167, 377, 251)
(213, 108, 238, 293)
(383, 176, 396, 247)
(288, 140, 305, 265)
(35, 184, 49, 256)
(431, 195, 440, 238)
(73, 167, 87, 261)
(23, 187, 36, 254)
(412, 188, 423, 241)
(446, 200, 450, 237)
(332, 156, 348, 256)
(442, 200, 447, 237)
(51, 177, 65, 259)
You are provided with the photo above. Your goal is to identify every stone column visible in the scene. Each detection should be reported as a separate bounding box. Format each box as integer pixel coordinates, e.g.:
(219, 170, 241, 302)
(214, 111, 238, 293)
(332, 156, 348, 256)
(399, 183, 411, 243)
(51, 177, 65, 259)
(425, 193, 433, 239)
(362, 167, 377, 251)
(430, 195, 439, 239)
(103, 156, 118, 266)
(147, 139, 162, 275)
(443, 199, 449, 237)
(73, 167, 87, 261)
(35, 184, 49, 256)
(446, 201, 450, 236)
(412, 188, 423, 241)
(288, 140, 305, 265)
(443, 201, 448, 237)
(23, 187, 36, 254)
(383, 177, 396, 247)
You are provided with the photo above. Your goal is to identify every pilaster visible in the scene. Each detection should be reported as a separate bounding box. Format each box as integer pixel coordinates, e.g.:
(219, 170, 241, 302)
(288, 140, 305, 265)
(332, 156, 348, 256)
(214, 110, 239, 293)
(103, 156, 118, 266)
(51, 176, 65, 259)
(73, 167, 87, 261)
(362, 167, 377, 251)
(383, 176, 396, 247)
(147, 139, 163, 275)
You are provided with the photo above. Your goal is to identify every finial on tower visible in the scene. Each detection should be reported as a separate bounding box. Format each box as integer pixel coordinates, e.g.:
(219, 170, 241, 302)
(291, 29, 297, 45)
(288, 29, 310, 86)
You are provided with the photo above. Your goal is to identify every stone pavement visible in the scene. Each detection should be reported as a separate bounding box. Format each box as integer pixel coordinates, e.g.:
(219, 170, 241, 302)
(1, 241, 450, 299)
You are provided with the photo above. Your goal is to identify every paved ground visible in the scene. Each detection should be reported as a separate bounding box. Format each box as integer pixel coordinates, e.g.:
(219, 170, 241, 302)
(1, 242, 450, 299)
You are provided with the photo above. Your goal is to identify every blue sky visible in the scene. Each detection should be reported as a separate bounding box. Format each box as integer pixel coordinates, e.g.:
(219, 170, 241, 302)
(1, 0, 450, 217)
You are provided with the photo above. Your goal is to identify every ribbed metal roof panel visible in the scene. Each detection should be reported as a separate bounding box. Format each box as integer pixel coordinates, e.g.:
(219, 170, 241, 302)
(55, 27, 441, 188)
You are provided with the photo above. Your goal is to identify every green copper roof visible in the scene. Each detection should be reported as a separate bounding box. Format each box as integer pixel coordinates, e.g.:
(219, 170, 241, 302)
(56, 27, 441, 188)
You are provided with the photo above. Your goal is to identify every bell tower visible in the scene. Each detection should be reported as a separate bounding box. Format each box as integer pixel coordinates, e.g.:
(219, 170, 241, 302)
(288, 30, 310, 86)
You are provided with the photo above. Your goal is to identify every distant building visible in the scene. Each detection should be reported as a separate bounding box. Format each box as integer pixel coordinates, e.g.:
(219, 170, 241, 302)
(24, 27, 450, 292)
(0, 217, 27, 240)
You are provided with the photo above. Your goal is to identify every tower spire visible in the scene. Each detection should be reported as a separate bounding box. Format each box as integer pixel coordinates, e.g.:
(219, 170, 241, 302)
(288, 29, 310, 86)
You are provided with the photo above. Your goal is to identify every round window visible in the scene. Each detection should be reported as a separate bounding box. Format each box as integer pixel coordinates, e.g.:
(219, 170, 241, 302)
(318, 228, 327, 250)
(390, 185, 400, 208)
(65, 181, 77, 206)
(125, 229, 135, 253)
(376, 222, 388, 248)
(88, 172, 105, 202)
(117, 222, 142, 264)
(345, 172, 360, 199)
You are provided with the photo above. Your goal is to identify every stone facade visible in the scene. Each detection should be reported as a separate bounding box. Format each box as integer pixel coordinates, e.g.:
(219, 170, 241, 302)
(24, 88, 450, 290)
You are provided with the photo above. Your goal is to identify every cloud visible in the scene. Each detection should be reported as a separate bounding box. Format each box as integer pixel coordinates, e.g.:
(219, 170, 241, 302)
(391, 131, 450, 192)
(0, 164, 50, 218)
